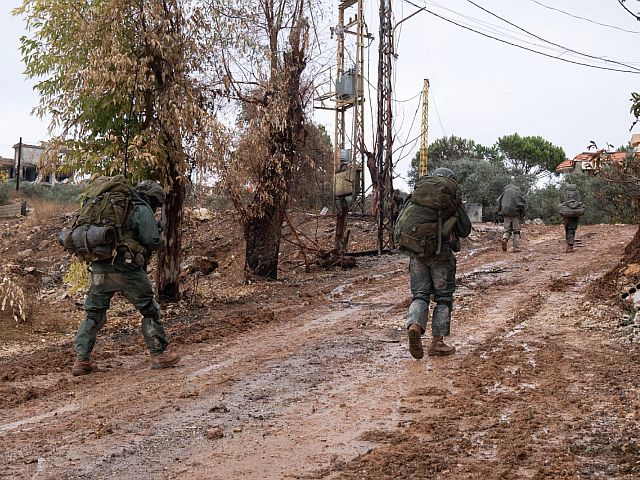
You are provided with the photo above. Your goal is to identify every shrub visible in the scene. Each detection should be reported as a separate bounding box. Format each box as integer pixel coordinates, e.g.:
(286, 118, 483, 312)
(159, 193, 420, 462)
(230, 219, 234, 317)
(17, 182, 81, 204)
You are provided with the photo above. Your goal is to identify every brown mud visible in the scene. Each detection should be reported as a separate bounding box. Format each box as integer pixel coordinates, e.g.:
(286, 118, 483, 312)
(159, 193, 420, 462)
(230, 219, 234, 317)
(1, 213, 639, 479)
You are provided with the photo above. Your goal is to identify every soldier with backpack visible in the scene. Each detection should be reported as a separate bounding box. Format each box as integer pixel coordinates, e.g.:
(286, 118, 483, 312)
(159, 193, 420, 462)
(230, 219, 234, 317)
(496, 181, 528, 253)
(394, 167, 471, 359)
(558, 183, 585, 253)
(59, 175, 180, 375)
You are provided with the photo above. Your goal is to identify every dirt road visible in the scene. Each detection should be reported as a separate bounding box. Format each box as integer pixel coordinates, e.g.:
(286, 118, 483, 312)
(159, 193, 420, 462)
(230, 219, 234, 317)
(1, 223, 639, 479)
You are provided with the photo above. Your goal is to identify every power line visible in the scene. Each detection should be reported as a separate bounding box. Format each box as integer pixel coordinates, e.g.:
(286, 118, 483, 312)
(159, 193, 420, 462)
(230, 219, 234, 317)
(528, 0, 640, 34)
(464, 0, 640, 73)
(430, 87, 447, 137)
(400, 0, 640, 74)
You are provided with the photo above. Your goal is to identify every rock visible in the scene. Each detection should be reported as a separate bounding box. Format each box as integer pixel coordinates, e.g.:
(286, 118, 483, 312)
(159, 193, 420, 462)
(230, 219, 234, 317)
(16, 249, 34, 259)
(205, 426, 224, 440)
(533, 218, 544, 225)
(181, 256, 219, 276)
(624, 263, 640, 277)
(191, 208, 212, 221)
(24, 266, 36, 274)
(38, 240, 49, 251)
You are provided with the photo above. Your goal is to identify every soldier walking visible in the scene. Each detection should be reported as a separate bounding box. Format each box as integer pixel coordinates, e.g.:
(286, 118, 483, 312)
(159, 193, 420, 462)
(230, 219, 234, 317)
(395, 167, 471, 359)
(497, 182, 528, 253)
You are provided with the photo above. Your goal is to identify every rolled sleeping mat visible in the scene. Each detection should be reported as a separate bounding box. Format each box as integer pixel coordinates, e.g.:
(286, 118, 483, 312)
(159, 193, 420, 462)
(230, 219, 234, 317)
(85, 225, 115, 247)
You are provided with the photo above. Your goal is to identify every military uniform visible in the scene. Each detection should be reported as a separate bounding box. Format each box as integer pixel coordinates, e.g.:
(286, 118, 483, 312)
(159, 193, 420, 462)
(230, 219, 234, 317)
(406, 202, 472, 357)
(497, 183, 527, 252)
(559, 184, 583, 253)
(72, 181, 179, 375)
(75, 203, 167, 359)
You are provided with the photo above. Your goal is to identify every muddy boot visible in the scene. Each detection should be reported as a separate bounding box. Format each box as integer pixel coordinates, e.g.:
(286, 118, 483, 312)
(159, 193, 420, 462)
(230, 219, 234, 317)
(512, 247, 520, 253)
(72, 358, 95, 376)
(500, 238, 508, 252)
(427, 336, 456, 356)
(564, 243, 574, 253)
(151, 349, 181, 369)
(407, 323, 424, 360)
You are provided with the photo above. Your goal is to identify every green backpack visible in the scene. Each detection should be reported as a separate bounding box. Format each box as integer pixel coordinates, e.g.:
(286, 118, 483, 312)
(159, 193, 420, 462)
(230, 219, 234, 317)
(394, 176, 460, 258)
(59, 175, 144, 262)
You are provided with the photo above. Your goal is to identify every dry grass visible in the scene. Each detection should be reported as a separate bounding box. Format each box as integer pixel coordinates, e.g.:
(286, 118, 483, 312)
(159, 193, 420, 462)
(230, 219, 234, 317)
(26, 198, 67, 227)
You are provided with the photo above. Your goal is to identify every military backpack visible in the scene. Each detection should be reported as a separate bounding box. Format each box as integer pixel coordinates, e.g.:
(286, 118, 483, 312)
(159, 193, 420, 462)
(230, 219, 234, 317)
(58, 175, 146, 262)
(558, 185, 585, 218)
(394, 176, 461, 258)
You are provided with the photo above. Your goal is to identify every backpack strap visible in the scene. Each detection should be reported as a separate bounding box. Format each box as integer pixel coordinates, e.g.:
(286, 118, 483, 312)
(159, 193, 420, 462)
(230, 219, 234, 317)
(436, 210, 443, 255)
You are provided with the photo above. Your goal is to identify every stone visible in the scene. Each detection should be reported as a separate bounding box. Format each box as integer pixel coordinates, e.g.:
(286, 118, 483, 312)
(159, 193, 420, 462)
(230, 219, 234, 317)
(16, 249, 34, 259)
(181, 256, 219, 276)
(191, 208, 212, 221)
(205, 426, 224, 440)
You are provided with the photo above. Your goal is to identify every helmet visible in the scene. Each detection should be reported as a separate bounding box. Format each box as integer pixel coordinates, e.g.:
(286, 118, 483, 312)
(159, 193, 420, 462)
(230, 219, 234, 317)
(432, 167, 456, 181)
(135, 180, 166, 207)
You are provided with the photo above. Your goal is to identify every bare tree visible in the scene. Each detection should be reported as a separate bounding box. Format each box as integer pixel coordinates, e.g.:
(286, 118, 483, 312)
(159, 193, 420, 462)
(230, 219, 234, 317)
(205, 0, 319, 279)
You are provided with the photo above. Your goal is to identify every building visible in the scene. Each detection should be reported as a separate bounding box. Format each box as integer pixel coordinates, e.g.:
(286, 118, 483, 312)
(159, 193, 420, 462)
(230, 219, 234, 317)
(9, 142, 69, 184)
(12, 143, 43, 182)
(556, 150, 628, 175)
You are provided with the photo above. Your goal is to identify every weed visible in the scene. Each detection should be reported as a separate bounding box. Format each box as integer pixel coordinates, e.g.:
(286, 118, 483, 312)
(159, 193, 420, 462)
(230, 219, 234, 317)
(0, 276, 26, 322)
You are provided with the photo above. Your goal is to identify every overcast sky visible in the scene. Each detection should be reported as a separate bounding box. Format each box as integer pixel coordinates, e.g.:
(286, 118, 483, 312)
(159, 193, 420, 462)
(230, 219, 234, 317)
(2, 0, 639, 189)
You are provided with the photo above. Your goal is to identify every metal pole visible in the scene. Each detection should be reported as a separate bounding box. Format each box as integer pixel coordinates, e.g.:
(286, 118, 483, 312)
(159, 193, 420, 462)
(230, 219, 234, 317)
(419, 79, 430, 177)
(16, 137, 22, 192)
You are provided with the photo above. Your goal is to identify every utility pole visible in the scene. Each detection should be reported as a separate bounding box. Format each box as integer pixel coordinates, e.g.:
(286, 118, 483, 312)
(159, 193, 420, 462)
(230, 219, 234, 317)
(419, 79, 430, 178)
(16, 137, 22, 192)
(375, 0, 394, 253)
(328, 0, 367, 254)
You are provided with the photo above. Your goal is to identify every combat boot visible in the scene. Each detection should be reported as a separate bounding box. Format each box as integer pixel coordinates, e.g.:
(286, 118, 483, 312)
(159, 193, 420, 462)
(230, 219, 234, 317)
(500, 239, 508, 252)
(564, 244, 574, 253)
(407, 323, 424, 360)
(427, 336, 456, 356)
(71, 358, 95, 376)
(151, 348, 181, 369)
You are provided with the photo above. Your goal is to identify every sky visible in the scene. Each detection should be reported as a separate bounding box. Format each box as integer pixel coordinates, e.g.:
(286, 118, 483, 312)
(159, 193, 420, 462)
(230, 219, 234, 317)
(2, 0, 640, 190)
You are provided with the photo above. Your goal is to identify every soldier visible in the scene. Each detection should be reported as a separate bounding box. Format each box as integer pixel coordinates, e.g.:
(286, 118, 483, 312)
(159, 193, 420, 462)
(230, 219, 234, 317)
(497, 182, 528, 253)
(71, 179, 180, 376)
(404, 167, 472, 358)
(558, 183, 585, 253)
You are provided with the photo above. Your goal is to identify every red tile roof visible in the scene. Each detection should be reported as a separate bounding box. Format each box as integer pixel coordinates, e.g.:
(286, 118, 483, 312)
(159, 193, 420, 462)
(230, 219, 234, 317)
(556, 159, 574, 172)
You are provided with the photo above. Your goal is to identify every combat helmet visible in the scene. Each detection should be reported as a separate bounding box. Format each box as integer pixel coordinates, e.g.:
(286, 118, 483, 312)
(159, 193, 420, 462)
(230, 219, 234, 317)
(135, 180, 166, 210)
(432, 167, 456, 182)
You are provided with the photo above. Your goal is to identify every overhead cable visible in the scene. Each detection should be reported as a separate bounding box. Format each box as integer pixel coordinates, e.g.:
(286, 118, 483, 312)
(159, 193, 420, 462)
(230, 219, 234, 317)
(529, 0, 640, 34)
(399, 0, 640, 74)
(464, 0, 640, 72)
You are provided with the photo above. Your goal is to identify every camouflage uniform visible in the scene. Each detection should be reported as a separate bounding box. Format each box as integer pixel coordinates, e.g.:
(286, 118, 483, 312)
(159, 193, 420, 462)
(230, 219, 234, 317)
(560, 184, 583, 251)
(405, 204, 472, 337)
(497, 183, 527, 251)
(74, 203, 168, 360)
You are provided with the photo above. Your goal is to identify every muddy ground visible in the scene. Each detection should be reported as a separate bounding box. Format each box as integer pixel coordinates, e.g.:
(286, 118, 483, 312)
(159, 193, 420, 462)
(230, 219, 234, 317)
(1, 206, 639, 479)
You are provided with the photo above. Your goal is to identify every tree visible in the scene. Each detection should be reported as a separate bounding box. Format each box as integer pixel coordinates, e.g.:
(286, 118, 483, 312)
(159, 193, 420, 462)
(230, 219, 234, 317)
(497, 133, 566, 176)
(204, 0, 314, 279)
(16, 0, 221, 300)
(407, 135, 500, 186)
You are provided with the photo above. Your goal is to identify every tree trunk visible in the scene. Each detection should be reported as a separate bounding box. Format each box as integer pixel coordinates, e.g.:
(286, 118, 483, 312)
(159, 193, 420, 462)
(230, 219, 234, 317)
(243, 13, 307, 280)
(244, 202, 285, 279)
(157, 163, 185, 302)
